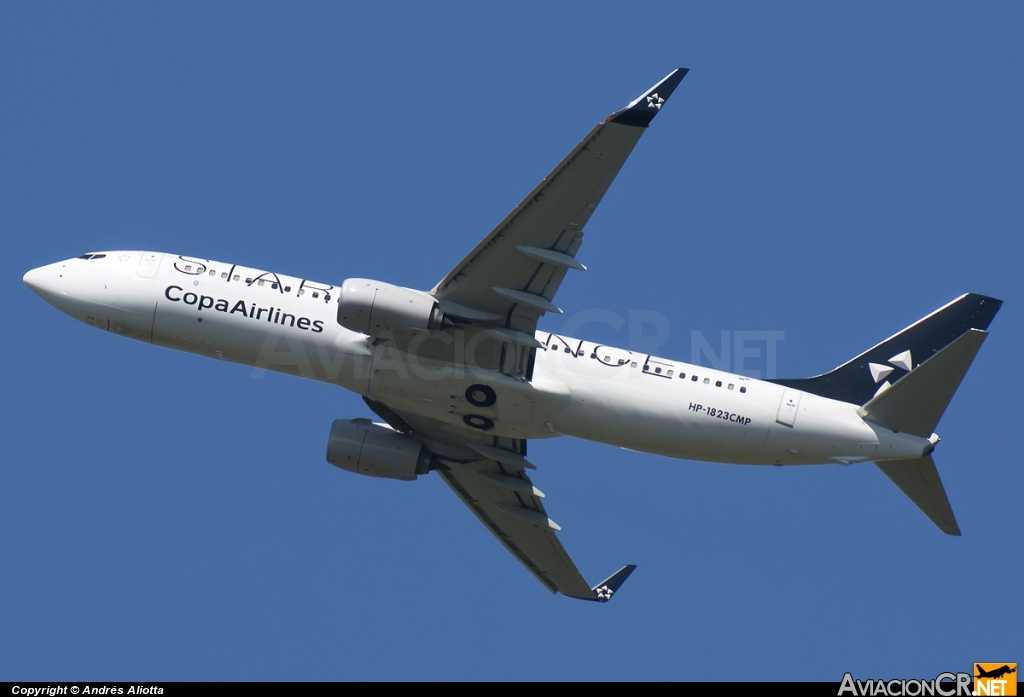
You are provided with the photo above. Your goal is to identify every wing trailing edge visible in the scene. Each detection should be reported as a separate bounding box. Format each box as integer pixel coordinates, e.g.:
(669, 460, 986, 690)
(431, 68, 689, 342)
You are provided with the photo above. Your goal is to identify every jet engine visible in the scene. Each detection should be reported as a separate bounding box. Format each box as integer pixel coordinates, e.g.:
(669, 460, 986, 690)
(337, 278, 445, 338)
(326, 418, 432, 481)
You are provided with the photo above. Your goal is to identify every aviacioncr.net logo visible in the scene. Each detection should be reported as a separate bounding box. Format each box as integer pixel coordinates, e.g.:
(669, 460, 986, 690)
(839, 672, 972, 697)
(974, 664, 1017, 697)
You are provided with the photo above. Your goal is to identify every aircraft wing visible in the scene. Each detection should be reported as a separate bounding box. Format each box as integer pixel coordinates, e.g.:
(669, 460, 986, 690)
(435, 455, 636, 601)
(366, 400, 635, 601)
(432, 68, 688, 338)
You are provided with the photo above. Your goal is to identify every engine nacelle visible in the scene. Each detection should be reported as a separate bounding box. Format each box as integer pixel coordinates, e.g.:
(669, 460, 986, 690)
(326, 418, 431, 481)
(337, 278, 444, 338)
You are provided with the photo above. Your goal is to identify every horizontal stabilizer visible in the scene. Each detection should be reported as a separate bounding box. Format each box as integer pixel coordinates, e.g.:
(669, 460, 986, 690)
(858, 329, 988, 438)
(875, 456, 960, 535)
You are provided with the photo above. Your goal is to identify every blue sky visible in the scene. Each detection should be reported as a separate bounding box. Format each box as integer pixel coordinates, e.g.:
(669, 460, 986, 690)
(2, 2, 1021, 681)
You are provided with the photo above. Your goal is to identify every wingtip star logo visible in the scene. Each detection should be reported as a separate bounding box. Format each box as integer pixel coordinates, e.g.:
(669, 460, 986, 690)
(595, 585, 614, 601)
(646, 93, 664, 110)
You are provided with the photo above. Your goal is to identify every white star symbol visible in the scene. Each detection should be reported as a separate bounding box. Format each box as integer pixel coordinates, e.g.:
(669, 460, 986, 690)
(646, 93, 664, 110)
(595, 585, 614, 601)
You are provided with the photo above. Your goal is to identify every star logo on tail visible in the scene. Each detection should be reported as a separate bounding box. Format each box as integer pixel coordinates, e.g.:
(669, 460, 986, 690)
(868, 350, 916, 396)
(595, 585, 614, 601)
(647, 93, 664, 110)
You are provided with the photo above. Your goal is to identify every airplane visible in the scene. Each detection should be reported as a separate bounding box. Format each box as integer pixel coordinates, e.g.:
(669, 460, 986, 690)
(976, 666, 1017, 680)
(22, 68, 1002, 602)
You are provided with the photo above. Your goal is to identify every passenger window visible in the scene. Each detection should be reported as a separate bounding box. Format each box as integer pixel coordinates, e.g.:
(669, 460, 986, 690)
(691, 375, 698, 382)
(324, 293, 331, 302)
(246, 278, 253, 284)
(258, 280, 265, 286)
(630, 361, 637, 368)
(667, 370, 673, 376)
(233, 275, 240, 281)
(740, 386, 747, 393)
(185, 265, 192, 271)
(298, 289, 305, 296)
(312, 292, 319, 298)
(703, 378, 710, 385)
(728, 384, 734, 390)
(221, 272, 228, 279)
(604, 356, 611, 362)
(654, 367, 662, 374)
(716, 381, 722, 387)
(284, 286, 291, 292)
(643, 364, 649, 371)
(272, 283, 278, 289)
(209, 270, 216, 276)
(618, 359, 625, 365)
(564, 348, 571, 354)
(679, 373, 686, 379)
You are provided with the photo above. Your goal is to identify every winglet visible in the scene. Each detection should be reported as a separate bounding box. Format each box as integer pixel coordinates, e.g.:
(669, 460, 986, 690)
(587, 564, 637, 602)
(609, 68, 689, 127)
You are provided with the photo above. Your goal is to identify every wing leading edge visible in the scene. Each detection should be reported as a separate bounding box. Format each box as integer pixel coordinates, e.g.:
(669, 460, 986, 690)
(378, 405, 636, 602)
(436, 456, 636, 602)
(432, 68, 688, 339)
(357, 72, 688, 600)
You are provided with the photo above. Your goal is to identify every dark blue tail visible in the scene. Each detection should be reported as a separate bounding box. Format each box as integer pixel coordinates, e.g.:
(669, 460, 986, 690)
(769, 293, 1002, 405)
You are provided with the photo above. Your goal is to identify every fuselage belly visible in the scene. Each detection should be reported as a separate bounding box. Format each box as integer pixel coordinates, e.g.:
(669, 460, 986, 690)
(25, 251, 931, 468)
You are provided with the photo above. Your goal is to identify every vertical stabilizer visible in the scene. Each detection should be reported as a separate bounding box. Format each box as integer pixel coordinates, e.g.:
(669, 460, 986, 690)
(770, 293, 1001, 405)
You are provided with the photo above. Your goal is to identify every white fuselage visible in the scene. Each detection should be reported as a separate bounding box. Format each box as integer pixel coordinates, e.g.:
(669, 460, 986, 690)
(24, 251, 932, 466)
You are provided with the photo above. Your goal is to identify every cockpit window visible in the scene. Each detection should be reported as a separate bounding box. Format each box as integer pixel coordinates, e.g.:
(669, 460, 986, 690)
(78, 253, 107, 260)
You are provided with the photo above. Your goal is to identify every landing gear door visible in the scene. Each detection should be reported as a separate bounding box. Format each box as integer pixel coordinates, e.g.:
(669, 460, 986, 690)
(776, 388, 802, 428)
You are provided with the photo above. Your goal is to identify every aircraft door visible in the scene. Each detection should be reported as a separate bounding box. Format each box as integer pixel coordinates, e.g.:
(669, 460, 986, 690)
(776, 388, 802, 427)
(137, 252, 164, 278)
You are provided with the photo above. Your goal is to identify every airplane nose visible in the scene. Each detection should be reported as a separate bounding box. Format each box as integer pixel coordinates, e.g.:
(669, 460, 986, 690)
(23, 263, 63, 305)
(23, 266, 46, 295)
